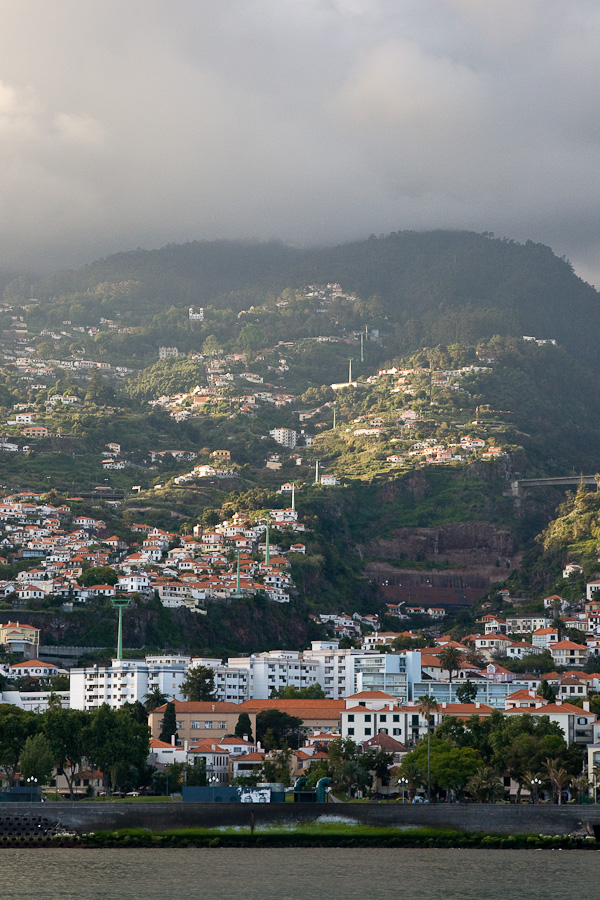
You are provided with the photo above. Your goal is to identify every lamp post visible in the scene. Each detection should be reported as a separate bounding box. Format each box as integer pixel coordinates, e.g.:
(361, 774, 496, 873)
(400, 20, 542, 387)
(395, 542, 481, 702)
(209, 774, 219, 802)
(399, 776, 408, 804)
(531, 777, 542, 803)
(26, 776, 38, 802)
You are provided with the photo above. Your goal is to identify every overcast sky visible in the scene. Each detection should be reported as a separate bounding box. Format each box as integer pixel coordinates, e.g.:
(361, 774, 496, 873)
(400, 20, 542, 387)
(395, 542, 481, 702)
(1, 0, 600, 283)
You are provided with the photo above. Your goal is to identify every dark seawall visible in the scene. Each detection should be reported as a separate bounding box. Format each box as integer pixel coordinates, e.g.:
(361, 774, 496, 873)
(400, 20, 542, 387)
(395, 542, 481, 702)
(1, 802, 599, 837)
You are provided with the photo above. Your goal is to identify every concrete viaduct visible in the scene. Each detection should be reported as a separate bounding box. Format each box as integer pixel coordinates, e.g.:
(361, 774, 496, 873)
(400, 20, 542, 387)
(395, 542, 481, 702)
(511, 475, 599, 497)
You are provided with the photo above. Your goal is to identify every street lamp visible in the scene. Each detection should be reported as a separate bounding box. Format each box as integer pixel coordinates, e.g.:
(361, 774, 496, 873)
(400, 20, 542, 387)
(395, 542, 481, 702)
(209, 774, 219, 801)
(26, 776, 38, 802)
(531, 777, 542, 803)
(399, 776, 408, 804)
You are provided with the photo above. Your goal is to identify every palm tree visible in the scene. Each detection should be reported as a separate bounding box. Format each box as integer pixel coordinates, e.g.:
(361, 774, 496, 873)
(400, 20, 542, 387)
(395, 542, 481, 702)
(437, 646, 464, 684)
(466, 765, 504, 803)
(418, 694, 440, 802)
(143, 686, 169, 713)
(545, 757, 571, 805)
(572, 775, 591, 804)
(398, 759, 424, 802)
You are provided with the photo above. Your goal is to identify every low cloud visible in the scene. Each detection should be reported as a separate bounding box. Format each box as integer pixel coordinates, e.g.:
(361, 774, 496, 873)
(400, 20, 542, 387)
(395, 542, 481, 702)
(0, 0, 598, 284)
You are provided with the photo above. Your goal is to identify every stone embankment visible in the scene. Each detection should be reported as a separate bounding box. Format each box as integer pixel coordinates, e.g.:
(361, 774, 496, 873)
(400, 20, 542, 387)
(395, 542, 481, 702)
(0, 802, 599, 844)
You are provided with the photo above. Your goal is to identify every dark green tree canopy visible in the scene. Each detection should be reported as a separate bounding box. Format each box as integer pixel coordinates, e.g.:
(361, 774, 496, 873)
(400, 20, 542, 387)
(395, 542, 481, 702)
(181, 666, 216, 702)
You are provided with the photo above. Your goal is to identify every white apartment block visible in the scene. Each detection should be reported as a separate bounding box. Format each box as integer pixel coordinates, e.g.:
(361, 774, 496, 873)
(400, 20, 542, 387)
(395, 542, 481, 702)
(227, 651, 318, 698)
(70, 655, 190, 710)
(269, 428, 297, 449)
(189, 658, 249, 703)
(307, 643, 421, 703)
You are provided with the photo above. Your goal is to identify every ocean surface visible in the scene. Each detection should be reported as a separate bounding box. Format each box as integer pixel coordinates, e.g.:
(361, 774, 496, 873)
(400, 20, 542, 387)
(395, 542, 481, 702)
(1, 848, 597, 900)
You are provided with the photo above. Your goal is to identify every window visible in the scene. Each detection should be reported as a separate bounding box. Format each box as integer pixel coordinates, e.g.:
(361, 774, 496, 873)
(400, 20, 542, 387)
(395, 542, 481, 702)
(348, 727, 355, 736)
(191, 721, 200, 729)
(215, 721, 226, 729)
(364, 728, 372, 736)
(411, 714, 419, 727)
(379, 714, 387, 722)
(176, 721, 183, 729)
(364, 714, 371, 722)
(393, 714, 400, 723)
(203, 721, 213, 729)
(393, 728, 401, 736)
(347, 714, 354, 722)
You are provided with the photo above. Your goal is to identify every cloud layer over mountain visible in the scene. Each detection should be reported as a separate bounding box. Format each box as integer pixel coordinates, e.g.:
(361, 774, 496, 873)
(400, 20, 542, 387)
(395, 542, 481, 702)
(1, 1, 599, 282)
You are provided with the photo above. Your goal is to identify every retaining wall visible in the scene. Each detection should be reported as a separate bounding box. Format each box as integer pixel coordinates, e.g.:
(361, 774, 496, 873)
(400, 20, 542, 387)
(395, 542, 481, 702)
(1, 802, 599, 836)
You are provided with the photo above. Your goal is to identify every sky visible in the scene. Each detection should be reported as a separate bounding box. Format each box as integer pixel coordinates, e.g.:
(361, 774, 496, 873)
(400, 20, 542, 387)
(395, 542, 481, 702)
(1, 0, 600, 283)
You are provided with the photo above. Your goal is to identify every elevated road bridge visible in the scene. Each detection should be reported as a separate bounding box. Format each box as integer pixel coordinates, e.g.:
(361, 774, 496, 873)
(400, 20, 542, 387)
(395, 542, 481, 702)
(511, 475, 598, 496)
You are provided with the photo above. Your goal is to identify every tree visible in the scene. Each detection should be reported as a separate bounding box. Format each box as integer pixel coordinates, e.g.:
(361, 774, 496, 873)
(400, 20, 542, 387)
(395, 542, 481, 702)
(455, 680, 478, 704)
(270, 684, 325, 699)
(19, 733, 55, 786)
(0, 705, 38, 786)
(261, 748, 292, 786)
(42, 707, 87, 800)
(159, 701, 178, 745)
(362, 748, 394, 789)
(465, 765, 504, 803)
(545, 757, 571, 805)
(184, 758, 207, 786)
(539, 679, 556, 702)
(78, 566, 119, 587)
(83, 705, 150, 794)
(256, 709, 302, 750)
(397, 759, 424, 801)
(327, 738, 372, 797)
(437, 646, 464, 683)
(403, 738, 482, 801)
(180, 666, 216, 701)
(144, 687, 169, 713)
(234, 712, 254, 742)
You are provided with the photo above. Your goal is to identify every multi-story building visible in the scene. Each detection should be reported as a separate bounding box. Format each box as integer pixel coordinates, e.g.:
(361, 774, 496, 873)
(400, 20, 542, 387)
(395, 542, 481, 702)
(227, 651, 319, 698)
(505, 614, 550, 634)
(149, 700, 254, 746)
(0, 621, 40, 658)
(303, 642, 421, 703)
(190, 658, 249, 703)
(70, 655, 190, 710)
(550, 640, 588, 668)
(269, 428, 297, 449)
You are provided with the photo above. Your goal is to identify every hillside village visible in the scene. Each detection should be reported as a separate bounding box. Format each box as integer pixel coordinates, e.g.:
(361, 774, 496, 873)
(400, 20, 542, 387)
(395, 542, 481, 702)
(1, 243, 600, 804)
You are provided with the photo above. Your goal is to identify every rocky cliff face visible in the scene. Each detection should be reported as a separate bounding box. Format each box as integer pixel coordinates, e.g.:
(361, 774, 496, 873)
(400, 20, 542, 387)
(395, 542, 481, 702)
(361, 521, 521, 607)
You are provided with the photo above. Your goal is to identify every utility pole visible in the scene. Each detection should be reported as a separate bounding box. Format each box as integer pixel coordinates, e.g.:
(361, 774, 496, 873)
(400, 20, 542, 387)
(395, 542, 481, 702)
(348, 358, 353, 384)
(235, 549, 241, 596)
(360, 332, 364, 363)
(314, 458, 320, 485)
(291, 482, 295, 511)
(332, 405, 336, 429)
(111, 596, 132, 660)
